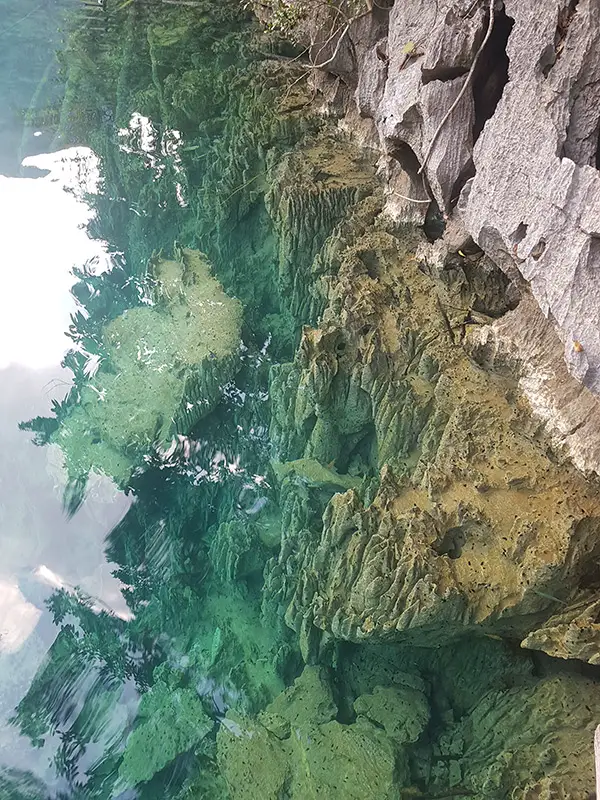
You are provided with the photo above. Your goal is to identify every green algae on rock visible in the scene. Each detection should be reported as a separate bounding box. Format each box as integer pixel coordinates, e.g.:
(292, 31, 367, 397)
(219, 638, 600, 800)
(119, 665, 214, 786)
(264, 152, 600, 655)
(217, 665, 407, 800)
(54, 248, 242, 486)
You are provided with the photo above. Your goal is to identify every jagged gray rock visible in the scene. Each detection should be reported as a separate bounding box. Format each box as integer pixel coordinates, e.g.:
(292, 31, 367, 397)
(304, 0, 600, 467)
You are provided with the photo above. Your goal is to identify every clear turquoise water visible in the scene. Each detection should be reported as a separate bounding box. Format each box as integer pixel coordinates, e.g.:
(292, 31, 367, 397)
(1, 2, 597, 799)
(0, 2, 304, 796)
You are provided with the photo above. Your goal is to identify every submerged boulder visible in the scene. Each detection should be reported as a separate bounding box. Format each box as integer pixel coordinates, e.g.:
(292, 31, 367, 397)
(119, 666, 214, 786)
(217, 666, 406, 800)
(217, 645, 600, 799)
(54, 248, 242, 486)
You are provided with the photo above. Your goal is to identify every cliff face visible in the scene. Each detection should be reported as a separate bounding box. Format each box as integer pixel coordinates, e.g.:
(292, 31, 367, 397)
(300, 0, 600, 474)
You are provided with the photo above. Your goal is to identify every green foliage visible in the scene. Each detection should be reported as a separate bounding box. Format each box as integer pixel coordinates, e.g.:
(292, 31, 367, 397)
(260, 0, 309, 36)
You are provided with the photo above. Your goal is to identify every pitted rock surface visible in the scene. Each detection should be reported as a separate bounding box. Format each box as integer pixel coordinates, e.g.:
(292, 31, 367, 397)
(304, 0, 600, 453)
(266, 184, 600, 655)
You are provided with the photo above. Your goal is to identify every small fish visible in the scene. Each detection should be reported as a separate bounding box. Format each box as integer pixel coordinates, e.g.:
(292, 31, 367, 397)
(532, 589, 568, 606)
(245, 497, 268, 516)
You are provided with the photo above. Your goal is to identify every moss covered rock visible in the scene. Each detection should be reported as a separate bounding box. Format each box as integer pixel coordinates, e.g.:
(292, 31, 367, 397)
(119, 668, 214, 786)
(217, 666, 406, 799)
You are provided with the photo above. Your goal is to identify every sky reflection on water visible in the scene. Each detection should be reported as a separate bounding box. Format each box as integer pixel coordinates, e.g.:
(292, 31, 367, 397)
(0, 148, 132, 781)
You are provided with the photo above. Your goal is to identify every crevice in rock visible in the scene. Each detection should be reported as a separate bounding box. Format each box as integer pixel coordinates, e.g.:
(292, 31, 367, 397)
(357, 248, 382, 279)
(471, 3, 514, 142)
(338, 424, 377, 475)
(433, 525, 467, 559)
(423, 200, 446, 242)
(388, 140, 436, 232)
(530, 238, 546, 260)
(421, 64, 469, 85)
(389, 140, 422, 176)
(542, 0, 579, 77)
(513, 222, 528, 244)
(449, 157, 475, 211)
(559, 84, 600, 166)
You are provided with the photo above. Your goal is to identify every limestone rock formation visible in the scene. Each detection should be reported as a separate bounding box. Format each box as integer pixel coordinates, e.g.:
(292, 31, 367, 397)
(265, 132, 378, 324)
(119, 666, 214, 786)
(521, 592, 600, 665)
(456, 674, 600, 799)
(298, 0, 600, 472)
(266, 181, 600, 656)
(54, 248, 242, 485)
(217, 643, 600, 799)
(217, 665, 407, 800)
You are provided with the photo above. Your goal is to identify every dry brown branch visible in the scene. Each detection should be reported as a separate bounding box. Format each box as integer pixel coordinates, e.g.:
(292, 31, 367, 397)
(310, 8, 372, 69)
(391, 192, 432, 203)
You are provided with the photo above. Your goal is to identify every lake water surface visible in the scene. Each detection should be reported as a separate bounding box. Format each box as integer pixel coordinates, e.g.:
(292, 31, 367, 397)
(2, 2, 599, 799)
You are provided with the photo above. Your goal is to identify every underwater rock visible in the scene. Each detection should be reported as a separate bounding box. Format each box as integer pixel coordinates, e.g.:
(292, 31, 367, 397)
(54, 248, 242, 485)
(209, 518, 271, 583)
(217, 665, 406, 799)
(119, 666, 214, 786)
(457, 674, 600, 799)
(267, 182, 600, 655)
(188, 584, 287, 716)
(353, 681, 429, 745)
(265, 132, 378, 325)
(271, 458, 362, 492)
(466, 290, 600, 476)
(217, 643, 600, 799)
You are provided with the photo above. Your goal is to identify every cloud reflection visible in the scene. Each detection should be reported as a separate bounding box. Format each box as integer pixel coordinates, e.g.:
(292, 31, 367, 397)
(0, 147, 110, 370)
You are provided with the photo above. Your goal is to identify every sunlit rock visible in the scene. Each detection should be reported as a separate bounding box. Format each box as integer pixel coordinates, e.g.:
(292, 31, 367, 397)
(267, 181, 600, 656)
(301, 0, 600, 470)
(521, 592, 600, 665)
(54, 248, 242, 486)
